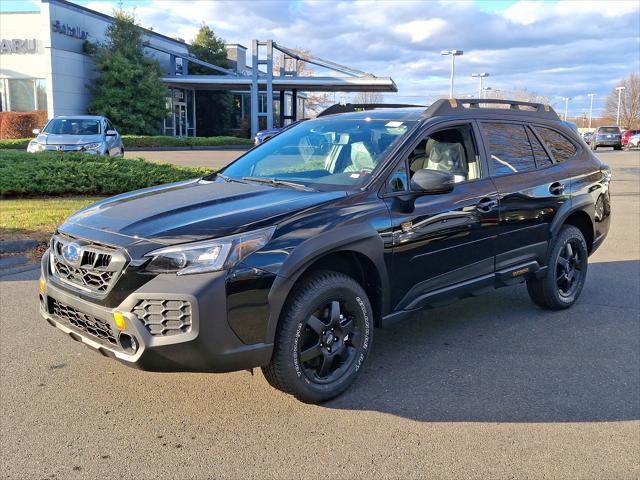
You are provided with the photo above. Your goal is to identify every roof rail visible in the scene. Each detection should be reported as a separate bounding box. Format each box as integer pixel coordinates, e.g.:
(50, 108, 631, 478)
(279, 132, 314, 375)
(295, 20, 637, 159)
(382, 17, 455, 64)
(318, 103, 425, 117)
(424, 98, 560, 121)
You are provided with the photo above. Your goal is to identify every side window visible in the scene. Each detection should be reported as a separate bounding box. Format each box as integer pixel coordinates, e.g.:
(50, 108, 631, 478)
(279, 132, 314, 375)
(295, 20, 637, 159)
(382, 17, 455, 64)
(536, 127, 577, 162)
(387, 162, 409, 193)
(527, 128, 553, 168)
(481, 122, 536, 176)
(407, 123, 482, 185)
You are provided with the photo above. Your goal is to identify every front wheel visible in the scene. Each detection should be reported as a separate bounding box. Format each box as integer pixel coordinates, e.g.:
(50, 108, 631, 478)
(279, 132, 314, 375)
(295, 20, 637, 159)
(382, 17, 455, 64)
(262, 270, 374, 403)
(527, 225, 588, 310)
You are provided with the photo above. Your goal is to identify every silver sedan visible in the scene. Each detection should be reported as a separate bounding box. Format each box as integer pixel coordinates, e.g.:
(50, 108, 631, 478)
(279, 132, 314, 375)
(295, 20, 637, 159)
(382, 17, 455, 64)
(27, 115, 124, 156)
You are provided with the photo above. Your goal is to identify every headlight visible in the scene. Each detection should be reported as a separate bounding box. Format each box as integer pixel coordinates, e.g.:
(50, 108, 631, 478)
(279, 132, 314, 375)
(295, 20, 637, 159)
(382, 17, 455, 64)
(82, 142, 102, 151)
(27, 141, 44, 152)
(144, 226, 276, 275)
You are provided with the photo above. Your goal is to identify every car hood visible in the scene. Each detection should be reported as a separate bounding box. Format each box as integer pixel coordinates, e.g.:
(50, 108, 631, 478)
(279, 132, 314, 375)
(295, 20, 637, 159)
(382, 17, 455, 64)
(35, 133, 104, 145)
(63, 178, 345, 245)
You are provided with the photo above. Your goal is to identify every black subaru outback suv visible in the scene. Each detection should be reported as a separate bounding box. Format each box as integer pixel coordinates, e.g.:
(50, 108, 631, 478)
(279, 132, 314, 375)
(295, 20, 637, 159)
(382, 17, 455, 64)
(39, 99, 611, 403)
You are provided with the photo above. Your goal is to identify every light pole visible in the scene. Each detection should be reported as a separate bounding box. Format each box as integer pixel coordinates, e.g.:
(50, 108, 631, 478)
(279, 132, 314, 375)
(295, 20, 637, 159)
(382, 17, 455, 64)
(615, 86, 626, 126)
(471, 73, 489, 98)
(561, 96, 571, 121)
(441, 50, 463, 99)
(587, 93, 596, 129)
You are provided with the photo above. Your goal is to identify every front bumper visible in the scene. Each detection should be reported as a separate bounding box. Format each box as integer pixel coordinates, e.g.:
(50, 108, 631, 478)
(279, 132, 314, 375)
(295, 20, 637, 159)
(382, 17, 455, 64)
(39, 252, 273, 372)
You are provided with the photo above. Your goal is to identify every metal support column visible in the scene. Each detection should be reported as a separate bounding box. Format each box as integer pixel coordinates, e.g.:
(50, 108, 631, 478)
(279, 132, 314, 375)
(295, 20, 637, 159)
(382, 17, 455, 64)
(250, 40, 259, 138)
(265, 40, 274, 130)
(291, 89, 298, 121)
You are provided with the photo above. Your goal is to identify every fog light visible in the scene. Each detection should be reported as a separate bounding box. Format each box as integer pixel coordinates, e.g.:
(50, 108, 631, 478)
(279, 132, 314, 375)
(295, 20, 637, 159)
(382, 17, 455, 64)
(113, 311, 126, 330)
(39, 277, 46, 294)
(119, 332, 138, 354)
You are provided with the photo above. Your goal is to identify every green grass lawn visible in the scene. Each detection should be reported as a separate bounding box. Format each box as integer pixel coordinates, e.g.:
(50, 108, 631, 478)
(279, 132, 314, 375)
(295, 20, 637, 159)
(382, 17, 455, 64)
(0, 196, 102, 241)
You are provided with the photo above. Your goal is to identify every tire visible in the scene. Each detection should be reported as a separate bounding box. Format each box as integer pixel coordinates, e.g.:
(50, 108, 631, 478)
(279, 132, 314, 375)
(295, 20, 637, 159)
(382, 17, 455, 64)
(262, 270, 374, 404)
(527, 225, 588, 310)
(614, 146, 622, 151)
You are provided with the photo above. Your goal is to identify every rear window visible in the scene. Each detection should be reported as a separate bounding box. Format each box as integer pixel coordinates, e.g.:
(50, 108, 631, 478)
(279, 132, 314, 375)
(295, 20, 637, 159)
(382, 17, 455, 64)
(536, 127, 577, 163)
(527, 129, 553, 167)
(481, 122, 537, 176)
(599, 127, 621, 134)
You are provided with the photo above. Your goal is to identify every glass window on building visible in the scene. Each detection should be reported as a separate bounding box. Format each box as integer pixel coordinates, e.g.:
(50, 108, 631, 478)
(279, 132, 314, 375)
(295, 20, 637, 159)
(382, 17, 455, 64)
(0, 78, 48, 112)
(35, 79, 47, 110)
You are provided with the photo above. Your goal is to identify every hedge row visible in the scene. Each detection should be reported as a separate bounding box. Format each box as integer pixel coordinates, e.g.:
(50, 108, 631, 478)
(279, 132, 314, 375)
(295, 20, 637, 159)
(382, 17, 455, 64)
(0, 135, 253, 150)
(0, 110, 48, 139)
(0, 150, 212, 197)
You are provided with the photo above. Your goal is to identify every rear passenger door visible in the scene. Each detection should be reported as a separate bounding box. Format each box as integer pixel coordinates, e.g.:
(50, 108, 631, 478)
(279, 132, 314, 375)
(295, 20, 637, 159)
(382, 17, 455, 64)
(479, 121, 570, 271)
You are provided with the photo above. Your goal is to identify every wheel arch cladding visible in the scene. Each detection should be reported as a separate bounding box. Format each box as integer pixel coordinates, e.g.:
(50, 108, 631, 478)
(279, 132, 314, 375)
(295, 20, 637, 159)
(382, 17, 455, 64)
(265, 225, 390, 344)
(563, 210, 594, 253)
(550, 194, 595, 253)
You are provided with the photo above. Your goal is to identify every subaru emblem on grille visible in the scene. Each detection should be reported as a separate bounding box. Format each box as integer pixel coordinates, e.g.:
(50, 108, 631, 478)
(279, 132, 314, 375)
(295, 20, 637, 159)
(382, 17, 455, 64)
(62, 242, 82, 264)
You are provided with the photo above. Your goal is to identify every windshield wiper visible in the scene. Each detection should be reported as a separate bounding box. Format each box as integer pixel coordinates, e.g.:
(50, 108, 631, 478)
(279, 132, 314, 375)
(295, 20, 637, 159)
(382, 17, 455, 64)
(241, 177, 314, 191)
(216, 173, 234, 182)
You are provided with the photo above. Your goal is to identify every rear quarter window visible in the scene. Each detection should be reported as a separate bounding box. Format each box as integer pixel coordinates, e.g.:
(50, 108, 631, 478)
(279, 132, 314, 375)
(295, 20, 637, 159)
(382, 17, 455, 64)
(536, 127, 577, 163)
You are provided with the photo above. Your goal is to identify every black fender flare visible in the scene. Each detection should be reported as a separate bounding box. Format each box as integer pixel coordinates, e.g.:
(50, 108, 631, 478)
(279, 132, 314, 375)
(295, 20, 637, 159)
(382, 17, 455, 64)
(263, 224, 389, 344)
(549, 193, 595, 239)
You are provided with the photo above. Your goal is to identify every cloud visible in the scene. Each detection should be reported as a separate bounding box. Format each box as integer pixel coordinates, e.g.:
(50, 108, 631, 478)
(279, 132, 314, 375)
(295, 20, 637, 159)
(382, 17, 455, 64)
(82, 0, 640, 116)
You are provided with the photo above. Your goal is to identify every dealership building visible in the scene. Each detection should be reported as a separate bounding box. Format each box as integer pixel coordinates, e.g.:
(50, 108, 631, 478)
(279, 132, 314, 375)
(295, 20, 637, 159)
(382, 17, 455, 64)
(0, 0, 397, 136)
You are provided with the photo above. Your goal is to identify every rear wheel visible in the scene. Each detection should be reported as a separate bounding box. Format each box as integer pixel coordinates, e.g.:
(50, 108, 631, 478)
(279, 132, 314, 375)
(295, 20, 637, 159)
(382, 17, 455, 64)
(614, 145, 622, 151)
(527, 225, 588, 310)
(262, 270, 373, 404)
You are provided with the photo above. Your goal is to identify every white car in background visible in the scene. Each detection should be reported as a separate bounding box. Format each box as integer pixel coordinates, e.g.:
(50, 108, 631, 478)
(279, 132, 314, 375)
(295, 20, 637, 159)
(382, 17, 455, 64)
(625, 133, 640, 149)
(27, 115, 124, 156)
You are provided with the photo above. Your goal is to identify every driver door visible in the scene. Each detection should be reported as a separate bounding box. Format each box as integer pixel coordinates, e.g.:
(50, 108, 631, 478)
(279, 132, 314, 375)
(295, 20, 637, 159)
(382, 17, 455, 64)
(383, 121, 500, 311)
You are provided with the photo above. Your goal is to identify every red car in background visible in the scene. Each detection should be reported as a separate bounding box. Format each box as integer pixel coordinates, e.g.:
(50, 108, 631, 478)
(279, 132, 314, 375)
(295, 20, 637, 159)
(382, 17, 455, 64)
(622, 129, 640, 147)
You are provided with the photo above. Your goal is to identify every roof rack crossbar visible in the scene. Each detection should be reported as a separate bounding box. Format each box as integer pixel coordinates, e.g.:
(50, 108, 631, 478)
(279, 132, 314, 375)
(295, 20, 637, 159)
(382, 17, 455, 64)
(424, 98, 560, 121)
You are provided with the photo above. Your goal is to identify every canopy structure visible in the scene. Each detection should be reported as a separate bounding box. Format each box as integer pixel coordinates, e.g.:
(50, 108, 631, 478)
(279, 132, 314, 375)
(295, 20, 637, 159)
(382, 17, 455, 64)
(146, 39, 398, 136)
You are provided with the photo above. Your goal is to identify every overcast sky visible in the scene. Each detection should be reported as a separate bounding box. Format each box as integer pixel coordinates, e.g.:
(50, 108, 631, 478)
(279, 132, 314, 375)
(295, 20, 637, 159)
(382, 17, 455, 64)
(5, 0, 640, 116)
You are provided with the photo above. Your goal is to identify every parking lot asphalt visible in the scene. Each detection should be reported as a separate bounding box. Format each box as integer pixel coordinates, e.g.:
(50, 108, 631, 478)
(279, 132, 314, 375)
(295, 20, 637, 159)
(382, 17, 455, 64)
(1, 149, 638, 479)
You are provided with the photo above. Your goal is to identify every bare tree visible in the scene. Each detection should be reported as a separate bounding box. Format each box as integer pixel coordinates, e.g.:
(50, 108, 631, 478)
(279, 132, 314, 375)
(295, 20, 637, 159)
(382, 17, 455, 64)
(352, 91, 384, 104)
(604, 73, 640, 129)
(482, 88, 549, 104)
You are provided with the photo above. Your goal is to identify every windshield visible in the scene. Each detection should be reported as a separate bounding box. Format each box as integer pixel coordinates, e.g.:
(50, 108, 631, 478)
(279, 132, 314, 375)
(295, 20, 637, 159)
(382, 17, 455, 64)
(222, 116, 417, 190)
(43, 119, 101, 135)
(599, 127, 620, 134)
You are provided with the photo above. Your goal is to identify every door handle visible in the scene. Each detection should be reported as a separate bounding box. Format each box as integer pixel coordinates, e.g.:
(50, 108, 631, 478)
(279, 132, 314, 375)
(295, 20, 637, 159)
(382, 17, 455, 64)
(476, 197, 497, 212)
(549, 182, 565, 195)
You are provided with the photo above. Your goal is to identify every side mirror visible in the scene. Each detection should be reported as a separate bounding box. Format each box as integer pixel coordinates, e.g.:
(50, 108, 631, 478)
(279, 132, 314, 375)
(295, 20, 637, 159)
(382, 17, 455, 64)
(106, 129, 117, 136)
(410, 169, 455, 194)
(32, 129, 40, 135)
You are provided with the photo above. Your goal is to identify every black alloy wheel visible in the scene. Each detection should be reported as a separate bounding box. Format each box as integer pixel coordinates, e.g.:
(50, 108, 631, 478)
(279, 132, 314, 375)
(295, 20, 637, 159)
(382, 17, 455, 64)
(262, 270, 373, 404)
(527, 225, 588, 310)
(555, 239, 586, 298)
(298, 299, 362, 384)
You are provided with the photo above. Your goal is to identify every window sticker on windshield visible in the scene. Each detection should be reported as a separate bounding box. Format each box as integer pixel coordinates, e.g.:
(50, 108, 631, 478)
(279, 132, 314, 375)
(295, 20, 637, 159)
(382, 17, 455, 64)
(385, 121, 403, 128)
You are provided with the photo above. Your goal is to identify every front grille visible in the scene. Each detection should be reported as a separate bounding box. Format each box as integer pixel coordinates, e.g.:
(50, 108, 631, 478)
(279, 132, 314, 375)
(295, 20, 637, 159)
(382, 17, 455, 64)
(53, 260, 114, 292)
(132, 299, 192, 336)
(48, 298, 117, 345)
(50, 234, 127, 295)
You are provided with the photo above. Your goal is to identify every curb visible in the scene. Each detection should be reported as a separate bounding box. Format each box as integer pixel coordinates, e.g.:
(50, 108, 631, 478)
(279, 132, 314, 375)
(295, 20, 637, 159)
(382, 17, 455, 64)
(126, 145, 252, 152)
